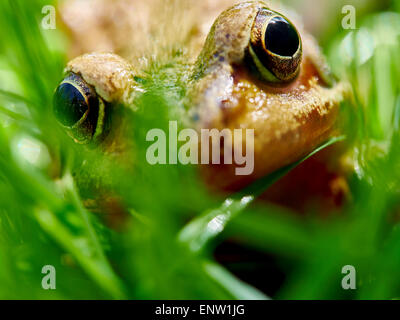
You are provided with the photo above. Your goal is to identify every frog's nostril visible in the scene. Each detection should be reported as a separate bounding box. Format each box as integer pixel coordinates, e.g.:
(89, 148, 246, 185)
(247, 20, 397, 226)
(53, 82, 89, 127)
(265, 16, 300, 57)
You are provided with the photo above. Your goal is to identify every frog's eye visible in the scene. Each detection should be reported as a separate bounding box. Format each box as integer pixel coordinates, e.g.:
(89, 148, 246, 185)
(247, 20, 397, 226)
(53, 73, 106, 144)
(249, 8, 302, 83)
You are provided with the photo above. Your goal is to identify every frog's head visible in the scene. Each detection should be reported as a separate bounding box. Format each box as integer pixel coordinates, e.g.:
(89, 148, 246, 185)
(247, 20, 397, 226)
(53, 0, 350, 192)
(189, 1, 350, 189)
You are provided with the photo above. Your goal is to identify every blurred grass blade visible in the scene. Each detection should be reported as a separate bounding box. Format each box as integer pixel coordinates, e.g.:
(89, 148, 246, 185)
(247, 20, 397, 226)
(34, 208, 126, 299)
(0, 105, 29, 122)
(0, 89, 35, 107)
(179, 136, 345, 253)
(0, 132, 126, 298)
(203, 261, 270, 300)
(394, 96, 400, 132)
(227, 208, 314, 258)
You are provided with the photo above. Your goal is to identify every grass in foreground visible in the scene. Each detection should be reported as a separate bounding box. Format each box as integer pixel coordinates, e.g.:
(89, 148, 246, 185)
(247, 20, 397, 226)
(0, 0, 399, 299)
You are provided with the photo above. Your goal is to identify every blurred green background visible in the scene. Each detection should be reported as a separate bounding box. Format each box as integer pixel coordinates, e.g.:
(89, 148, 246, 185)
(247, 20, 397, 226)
(0, 0, 399, 299)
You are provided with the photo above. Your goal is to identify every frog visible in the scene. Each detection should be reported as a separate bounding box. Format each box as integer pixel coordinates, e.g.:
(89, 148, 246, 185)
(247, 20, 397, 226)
(54, 0, 351, 218)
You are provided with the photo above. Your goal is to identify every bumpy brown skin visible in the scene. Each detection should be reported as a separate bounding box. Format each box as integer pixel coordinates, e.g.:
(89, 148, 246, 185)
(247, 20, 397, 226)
(189, 1, 350, 191)
(65, 53, 138, 105)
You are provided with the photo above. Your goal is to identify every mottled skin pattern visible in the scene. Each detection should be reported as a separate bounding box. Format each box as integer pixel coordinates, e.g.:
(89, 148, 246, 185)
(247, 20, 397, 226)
(58, 0, 350, 215)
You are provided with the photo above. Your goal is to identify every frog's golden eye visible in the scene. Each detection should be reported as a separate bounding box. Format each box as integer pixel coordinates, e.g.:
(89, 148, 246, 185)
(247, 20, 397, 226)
(249, 8, 302, 83)
(53, 73, 106, 144)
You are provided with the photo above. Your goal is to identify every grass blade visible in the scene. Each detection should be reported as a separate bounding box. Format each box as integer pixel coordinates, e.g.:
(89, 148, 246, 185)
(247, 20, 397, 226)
(203, 261, 270, 300)
(179, 136, 346, 253)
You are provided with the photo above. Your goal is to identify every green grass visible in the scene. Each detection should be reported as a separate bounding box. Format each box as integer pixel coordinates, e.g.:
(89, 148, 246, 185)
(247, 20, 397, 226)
(0, 0, 399, 300)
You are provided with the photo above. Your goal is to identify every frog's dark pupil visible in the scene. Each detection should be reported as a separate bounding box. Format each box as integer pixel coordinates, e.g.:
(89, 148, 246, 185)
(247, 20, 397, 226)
(53, 82, 88, 126)
(265, 16, 299, 57)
